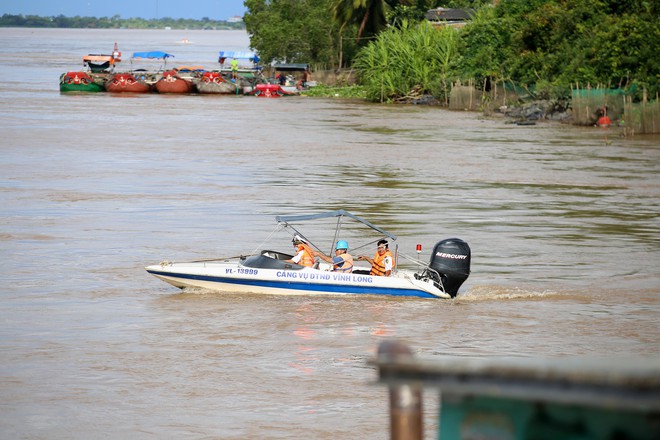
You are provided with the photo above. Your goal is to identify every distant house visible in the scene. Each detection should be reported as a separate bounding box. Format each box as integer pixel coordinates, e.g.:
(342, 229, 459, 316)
(425, 8, 474, 28)
(227, 16, 243, 23)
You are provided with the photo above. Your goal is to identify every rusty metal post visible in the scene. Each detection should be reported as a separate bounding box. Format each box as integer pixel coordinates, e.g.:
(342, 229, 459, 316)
(378, 341, 423, 440)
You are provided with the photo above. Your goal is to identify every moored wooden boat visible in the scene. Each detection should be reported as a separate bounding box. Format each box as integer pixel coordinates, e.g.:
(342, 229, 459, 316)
(60, 43, 121, 93)
(83, 42, 122, 72)
(273, 63, 314, 91)
(217, 50, 263, 94)
(279, 85, 301, 96)
(59, 71, 106, 93)
(154, 69, 194, 94)
(193, 71, 240, 94)
(250, 83, 284, 98)
(105, 72, 152, 93)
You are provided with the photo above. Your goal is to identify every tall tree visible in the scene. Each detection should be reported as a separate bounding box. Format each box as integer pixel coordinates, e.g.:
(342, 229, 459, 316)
(244, 0, 338, 65)
(331, 0, 389, 39)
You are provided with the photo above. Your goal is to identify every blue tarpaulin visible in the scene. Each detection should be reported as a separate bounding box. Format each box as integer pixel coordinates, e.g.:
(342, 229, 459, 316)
(218, 51, 260, 63)
(131, 51, 174, 59)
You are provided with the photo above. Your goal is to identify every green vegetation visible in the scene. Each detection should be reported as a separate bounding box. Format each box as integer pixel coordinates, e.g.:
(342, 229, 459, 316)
(243, 0, 338, 66)
(245, 0, 659, 102)
(302, 84, 367, 99)
(0, 13, 245, 30)
(354, 21, 459, 102)
(460, 0, 660, 100)
(244, 0, 442, 68)
(332, 0, 388, 40)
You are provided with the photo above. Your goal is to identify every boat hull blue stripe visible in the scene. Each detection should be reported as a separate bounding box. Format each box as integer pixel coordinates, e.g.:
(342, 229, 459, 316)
(146, 269, 437, 299)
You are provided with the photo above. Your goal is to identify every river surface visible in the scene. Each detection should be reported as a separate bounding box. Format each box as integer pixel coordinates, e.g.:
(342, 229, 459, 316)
(1, 28, 659, 439)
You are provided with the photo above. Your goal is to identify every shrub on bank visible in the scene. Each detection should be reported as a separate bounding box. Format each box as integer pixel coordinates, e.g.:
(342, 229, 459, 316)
(302, 84, 367, 99)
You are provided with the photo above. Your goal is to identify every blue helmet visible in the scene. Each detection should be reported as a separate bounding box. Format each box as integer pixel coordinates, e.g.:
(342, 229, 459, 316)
(336, 240, 349, 250)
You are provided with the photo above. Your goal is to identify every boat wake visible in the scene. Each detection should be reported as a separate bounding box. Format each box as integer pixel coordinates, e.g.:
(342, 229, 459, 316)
(456, 285, 561, 302)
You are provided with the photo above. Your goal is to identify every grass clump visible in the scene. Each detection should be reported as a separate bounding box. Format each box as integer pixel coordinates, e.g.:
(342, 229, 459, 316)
(302, 84, 367, 99)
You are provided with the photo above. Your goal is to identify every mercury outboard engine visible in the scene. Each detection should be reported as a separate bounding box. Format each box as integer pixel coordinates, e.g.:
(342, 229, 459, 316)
(415, 238, 471, 297)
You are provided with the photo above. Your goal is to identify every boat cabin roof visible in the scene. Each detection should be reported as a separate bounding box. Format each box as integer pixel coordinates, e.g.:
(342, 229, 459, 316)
(83, 54, 116, 63)
(274, 63, 310, 72)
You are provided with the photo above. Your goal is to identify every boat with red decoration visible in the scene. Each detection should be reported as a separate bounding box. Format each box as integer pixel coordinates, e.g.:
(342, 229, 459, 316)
(60, 43, 122, 93)
(154, 69, 195, 94)
(217, 50, 264, 94)
(105, 72, 153, 93)
(249, 83, 285, 98)
(248, 83, 302, 98)
(59, 71, 106, 93)
(193, 71, 240, 94)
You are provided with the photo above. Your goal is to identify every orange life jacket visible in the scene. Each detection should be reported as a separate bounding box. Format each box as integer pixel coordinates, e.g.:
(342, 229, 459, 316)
(370, 250, 394, 276)
(333, 253, 354, 273)
(295, 243, 315, 267)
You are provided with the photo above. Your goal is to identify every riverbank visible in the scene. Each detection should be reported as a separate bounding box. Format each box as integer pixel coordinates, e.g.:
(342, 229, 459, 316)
(303, 83, 575, 125)
(303, 78, 656, 132)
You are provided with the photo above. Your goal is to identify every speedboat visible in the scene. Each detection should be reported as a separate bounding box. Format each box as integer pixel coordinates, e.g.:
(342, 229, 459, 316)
(145, 210, 471, 299)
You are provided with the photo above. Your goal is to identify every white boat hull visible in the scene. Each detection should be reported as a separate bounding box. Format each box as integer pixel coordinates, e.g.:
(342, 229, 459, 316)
(145, 210, 470, 299)
(145, 260, 451, 299)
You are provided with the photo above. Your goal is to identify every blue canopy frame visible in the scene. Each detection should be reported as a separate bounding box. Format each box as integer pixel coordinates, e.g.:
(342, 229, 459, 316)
(218, 51, 260, 63)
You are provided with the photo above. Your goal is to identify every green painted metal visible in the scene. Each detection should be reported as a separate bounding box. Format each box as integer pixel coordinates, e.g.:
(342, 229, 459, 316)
(59, 82, 105, 93)
(439, 395, 657, 440)
(373, 343, 660, 440)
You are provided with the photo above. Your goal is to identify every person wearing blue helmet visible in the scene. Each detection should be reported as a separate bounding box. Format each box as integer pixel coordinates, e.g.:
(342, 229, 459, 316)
(318, 240, 353, 273)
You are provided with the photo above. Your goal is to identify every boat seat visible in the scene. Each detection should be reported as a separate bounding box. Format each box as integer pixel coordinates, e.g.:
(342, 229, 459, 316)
(352, 269, 371, 275)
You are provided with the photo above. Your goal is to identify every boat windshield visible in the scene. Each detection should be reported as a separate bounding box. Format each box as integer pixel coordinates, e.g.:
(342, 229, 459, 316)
(242, 253, 304, 270)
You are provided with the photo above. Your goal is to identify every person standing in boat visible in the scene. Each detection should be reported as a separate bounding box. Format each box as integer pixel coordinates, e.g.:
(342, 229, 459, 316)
(317, 240, 354, 273)
(230, 57, 239, 81)
(287, 235, 315, 267)
(358, 239, 394, 276)
(303, 67, 311, 87)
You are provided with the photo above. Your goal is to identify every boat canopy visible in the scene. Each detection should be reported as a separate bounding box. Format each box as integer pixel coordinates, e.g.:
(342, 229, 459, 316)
(273, 63, 310, 72)
(276, 210, 397, 241)
(132, 51, 174, 59)
(218, 51, 260, 63)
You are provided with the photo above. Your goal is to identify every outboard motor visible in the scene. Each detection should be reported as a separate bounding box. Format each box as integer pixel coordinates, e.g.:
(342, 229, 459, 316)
(416, 238, 471, 297)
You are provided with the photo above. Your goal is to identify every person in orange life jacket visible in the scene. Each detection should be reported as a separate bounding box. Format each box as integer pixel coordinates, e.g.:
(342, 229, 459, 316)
(317, 240, 353, 273)
(358, 239, 394, 276)
(286, 235, 315, 267)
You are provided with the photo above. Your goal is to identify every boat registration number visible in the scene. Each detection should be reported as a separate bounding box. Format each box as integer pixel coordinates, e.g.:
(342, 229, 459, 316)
(235, 268, 258, 275)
